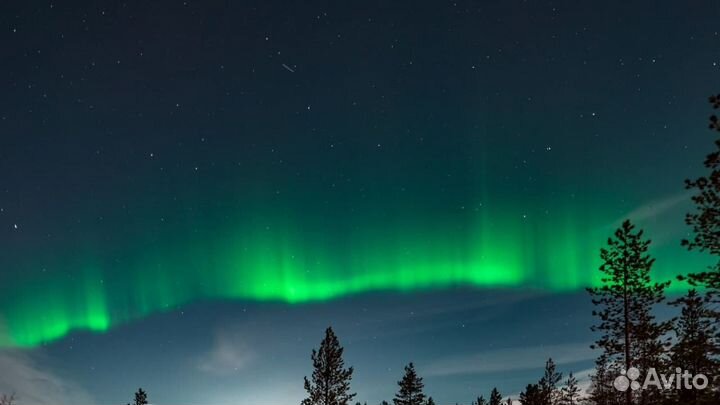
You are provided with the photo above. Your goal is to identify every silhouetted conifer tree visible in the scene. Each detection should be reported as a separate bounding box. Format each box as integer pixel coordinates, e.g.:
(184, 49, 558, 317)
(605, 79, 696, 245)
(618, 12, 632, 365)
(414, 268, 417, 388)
(131, 388, 147, 405)
(394, 363, 426, 405)
(301, 327, 356, 405)
(560, 373, 581, 405)
(426, 397, 436, 405)
(587, 220, 672, 405)
(588, 354, 622, 405)
(489, 388, 502, 405)
(539, 358, 562, 405)
(682, 94, 720, 307)
(520, 384, 543, 405)
(668, 289, 719, 404)
(681, 96, 720, 403)
(474, 396, 486, 405)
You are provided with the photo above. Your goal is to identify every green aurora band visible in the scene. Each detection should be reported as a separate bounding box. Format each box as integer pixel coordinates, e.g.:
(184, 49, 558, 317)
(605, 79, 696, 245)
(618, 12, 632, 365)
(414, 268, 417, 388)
(0, 204, 710, 348)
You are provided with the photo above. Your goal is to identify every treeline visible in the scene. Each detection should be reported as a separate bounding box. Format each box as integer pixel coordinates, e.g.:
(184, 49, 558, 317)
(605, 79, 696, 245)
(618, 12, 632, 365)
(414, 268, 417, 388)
(299, 327, 514, 405)
(119, 329, 581, 405)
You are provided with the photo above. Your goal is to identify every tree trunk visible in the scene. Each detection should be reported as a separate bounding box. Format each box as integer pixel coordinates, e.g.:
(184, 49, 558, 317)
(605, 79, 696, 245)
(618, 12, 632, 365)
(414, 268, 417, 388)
(623, 258, 632, 405)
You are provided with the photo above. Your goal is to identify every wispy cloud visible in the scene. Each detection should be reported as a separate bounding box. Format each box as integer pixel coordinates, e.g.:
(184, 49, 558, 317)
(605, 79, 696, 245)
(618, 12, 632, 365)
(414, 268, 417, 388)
(620, 192, 690, 224)
(197, 331, 257, 375)
(0, 349, 95, 405)
(349, 290, 548, 342)
(425, 342, 595, 377)
(574, 367, 597, 397)
(604, 192, 692, 246)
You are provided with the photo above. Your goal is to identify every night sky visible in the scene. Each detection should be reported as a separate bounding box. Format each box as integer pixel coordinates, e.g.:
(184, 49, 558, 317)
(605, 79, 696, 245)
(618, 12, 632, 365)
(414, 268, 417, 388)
(1, 1, 719, 404)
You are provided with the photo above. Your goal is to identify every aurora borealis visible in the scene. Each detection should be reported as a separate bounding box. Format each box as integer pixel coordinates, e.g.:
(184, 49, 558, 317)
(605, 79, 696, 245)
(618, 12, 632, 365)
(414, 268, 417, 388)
(1, 0, 720, 404)
(1, 200, 710, 349)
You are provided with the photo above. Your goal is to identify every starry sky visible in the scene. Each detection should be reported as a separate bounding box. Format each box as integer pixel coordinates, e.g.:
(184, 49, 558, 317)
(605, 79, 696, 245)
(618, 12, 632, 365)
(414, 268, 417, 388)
(1, 1, 719, 404)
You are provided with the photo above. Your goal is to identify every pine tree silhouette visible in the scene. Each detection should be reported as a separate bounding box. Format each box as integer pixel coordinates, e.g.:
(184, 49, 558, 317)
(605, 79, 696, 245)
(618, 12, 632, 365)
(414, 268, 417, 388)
(130, 388, 147, 405)
(301, 327, 356, 405)
(519, 384, 543, 405)
(560, 373, 581, 405)
(393, 363, 426, 405)
(669, 289, 719, 404)
(588, 354, 623, 405)
(426, 397, 436, 405)
(682, 94, 720, 305)
(488, 388, 502, 405)
(681, 96, 720, 390)
(538, 358, 562, 405)
(474, 396, 486, 405)
(587, 220, 672, 405)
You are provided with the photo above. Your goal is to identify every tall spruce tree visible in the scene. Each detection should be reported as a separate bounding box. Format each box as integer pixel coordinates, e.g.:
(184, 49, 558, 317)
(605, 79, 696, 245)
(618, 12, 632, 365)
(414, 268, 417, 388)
(587, 220, 672, 405)
(394, 363, 426, 405)
(682, 94, 720, 305)
(669, 289, 719, 405)
(539, 358, 562, 405)
(301, 327, 356, 405)
(560, 373, 581, 405)
(489, 388, 503, 405)
(474, 396, 486, 405)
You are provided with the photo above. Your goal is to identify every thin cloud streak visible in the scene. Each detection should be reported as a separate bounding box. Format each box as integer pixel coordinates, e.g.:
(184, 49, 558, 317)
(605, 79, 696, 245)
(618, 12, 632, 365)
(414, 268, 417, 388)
(0, 349, 95, 405)
(622, 192, 690, 223)
(425, 342, 595, 377)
